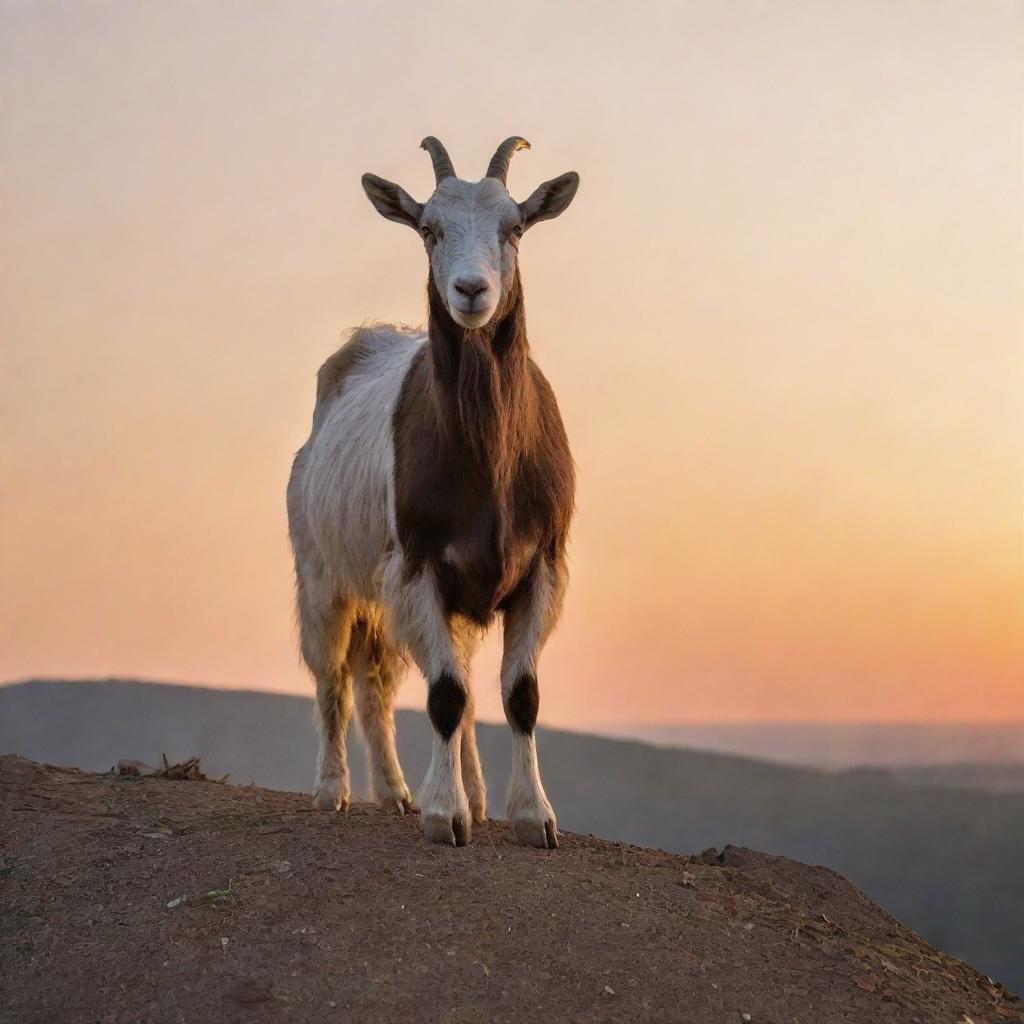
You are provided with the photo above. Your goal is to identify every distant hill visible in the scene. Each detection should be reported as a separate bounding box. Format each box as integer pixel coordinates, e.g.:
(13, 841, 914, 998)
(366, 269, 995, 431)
(624, 721, 1024, 771)
(2, 678, 1023, 991)
(2, 754, 1020, 1024)
(886, 762, 1024, 794)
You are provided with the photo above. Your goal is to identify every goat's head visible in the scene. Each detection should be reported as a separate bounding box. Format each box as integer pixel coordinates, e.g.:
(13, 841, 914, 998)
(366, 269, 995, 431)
(362, 137, 579, 330)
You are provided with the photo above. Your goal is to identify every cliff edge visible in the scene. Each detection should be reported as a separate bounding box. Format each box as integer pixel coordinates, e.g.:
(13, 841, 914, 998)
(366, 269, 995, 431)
(0, 755, 1018, 1023)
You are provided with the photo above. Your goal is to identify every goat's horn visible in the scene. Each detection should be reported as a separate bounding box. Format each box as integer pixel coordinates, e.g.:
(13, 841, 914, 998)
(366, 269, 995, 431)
(485, 136, 531, 185)
(420, 136, 456, 184)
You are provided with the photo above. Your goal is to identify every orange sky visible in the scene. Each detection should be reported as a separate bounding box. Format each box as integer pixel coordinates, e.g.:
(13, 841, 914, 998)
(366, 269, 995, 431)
(2, 1, 1022, 728)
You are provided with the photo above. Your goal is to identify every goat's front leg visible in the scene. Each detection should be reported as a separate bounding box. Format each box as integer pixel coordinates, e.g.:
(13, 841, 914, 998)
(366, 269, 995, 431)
(501, 557, 567, 849)
(384, 560, 472, 846)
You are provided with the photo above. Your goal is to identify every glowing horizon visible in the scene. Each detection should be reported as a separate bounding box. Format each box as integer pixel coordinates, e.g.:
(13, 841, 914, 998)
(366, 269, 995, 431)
(2, 1, 1021, 730)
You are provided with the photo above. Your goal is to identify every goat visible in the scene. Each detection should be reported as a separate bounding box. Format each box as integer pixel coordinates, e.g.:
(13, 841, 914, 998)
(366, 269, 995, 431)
(287, 136, 579, 848)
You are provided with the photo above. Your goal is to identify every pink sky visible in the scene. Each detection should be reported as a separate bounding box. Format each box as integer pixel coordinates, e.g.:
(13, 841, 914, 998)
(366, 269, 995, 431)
(2, 2, 1022, 729)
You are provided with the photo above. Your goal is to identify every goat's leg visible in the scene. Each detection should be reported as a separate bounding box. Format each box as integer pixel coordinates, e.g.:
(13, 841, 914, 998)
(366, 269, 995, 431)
(383, 560, 472, 846)
(351, 625, 414, 814)
(459, 689, 487, 823)
(500, 557, 567, 849)
(313, 665, 354, 811)
(298, 583, 356, 811)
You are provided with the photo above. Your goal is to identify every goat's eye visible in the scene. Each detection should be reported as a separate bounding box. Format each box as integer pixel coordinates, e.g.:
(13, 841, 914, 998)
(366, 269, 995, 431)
(421, 225, 439, 244)
(509, 224, 524, 241)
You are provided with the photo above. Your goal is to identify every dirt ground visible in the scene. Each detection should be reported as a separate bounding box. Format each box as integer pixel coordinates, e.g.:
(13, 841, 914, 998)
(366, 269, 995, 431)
(1, 756, 1019, 1024)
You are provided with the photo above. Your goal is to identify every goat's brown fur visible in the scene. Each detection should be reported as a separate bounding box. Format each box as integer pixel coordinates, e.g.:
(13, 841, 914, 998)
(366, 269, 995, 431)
(393, 274, 575, 626)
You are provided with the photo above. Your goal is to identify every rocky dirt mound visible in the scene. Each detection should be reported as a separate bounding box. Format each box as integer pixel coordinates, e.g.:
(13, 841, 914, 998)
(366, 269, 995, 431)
(1, 755, 1019, 1024)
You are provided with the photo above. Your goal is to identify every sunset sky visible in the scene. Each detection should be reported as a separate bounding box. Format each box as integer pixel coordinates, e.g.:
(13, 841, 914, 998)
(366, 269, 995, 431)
(2, 1, 1022, 730)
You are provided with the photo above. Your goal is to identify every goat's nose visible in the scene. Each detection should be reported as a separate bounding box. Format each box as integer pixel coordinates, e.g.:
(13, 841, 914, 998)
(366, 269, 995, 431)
(453, 277, 489, 302)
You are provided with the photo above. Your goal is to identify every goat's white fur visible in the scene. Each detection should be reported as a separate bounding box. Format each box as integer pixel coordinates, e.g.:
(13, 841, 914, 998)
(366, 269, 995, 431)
(290, 329, 420, 812)
(289, 326, 499, 834)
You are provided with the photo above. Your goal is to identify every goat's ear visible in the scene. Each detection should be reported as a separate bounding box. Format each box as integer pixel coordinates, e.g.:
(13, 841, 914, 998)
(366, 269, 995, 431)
(519, 171, 580, 230)
(361, 173, 423, 229)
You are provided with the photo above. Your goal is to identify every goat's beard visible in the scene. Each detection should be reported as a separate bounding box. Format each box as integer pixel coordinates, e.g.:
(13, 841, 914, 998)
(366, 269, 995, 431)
(426, 271, 530, 486)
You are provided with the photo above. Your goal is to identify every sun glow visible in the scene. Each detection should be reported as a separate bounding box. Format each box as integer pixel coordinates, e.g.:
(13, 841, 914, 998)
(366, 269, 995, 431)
(2, 0, 1021, 728)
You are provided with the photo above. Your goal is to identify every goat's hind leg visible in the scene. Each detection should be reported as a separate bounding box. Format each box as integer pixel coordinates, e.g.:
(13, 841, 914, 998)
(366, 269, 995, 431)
(298, 585, 356, 811)
(460, 690, 487, 823)
(351, 620, 414, 814)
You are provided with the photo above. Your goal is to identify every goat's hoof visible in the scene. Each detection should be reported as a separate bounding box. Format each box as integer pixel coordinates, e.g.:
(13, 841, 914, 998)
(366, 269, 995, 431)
(423, 813, 471, 847)
(467, 794, 487, 824)
(464, 783, 487, 824)
(514, 817, 559, 849)
(377, 793, 417, 816)
(312, 780, 348, 812)
(373, 772, 416, 815)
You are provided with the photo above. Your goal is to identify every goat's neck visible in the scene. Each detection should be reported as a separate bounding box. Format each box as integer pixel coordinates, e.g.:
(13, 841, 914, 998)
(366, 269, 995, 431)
(426, 275, 534, 483)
